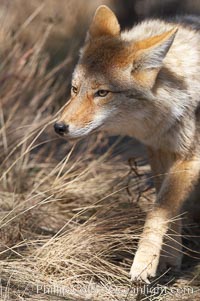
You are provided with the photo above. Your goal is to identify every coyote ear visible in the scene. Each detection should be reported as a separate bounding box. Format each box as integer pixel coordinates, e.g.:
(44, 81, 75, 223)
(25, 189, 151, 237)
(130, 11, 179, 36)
(88, 5, 120, 40)
(132, 28, 178, 89)
(136, 28, 178, 69)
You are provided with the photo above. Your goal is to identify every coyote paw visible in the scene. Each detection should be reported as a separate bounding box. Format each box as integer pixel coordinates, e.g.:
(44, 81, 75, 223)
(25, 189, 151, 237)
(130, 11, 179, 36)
(130, 250, 159, 283)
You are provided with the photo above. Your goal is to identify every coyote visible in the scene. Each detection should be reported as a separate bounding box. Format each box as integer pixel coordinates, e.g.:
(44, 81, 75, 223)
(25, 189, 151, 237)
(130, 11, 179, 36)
(54, 6, 200, 283)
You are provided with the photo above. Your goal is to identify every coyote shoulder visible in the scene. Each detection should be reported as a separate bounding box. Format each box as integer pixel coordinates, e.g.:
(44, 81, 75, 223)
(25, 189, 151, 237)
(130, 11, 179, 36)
(54, 6, 200, 283)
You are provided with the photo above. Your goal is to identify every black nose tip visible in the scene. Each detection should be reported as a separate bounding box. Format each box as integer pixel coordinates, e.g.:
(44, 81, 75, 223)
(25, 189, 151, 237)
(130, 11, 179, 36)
(54, 122, 68, 135)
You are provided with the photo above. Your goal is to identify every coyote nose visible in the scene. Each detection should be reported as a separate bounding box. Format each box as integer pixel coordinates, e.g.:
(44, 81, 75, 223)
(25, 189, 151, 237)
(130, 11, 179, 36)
(54, 122, 68, 135)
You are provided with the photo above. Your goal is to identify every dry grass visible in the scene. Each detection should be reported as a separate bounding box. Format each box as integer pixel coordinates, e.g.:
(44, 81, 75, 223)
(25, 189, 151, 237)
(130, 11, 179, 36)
(0, 1, 200, 301)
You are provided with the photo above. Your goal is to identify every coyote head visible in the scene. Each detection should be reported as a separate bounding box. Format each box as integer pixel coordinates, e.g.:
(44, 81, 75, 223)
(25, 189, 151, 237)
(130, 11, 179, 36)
(54, 5, 177, 142)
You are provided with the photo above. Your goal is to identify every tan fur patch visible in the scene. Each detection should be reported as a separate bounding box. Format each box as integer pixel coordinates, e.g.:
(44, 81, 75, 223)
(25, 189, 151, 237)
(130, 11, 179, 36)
(61, 95, 97, 127)
(133, 69, 159, 89)
(82, 37, 135, 70)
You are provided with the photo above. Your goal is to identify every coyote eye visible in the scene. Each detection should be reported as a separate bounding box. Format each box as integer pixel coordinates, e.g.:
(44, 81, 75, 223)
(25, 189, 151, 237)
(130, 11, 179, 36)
(71, 85, 78, 95)
(95, 90, 109, 97)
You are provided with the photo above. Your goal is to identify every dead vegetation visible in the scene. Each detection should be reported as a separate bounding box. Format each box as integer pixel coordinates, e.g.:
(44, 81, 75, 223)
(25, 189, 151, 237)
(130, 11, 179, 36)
(0, 1, 200, 300)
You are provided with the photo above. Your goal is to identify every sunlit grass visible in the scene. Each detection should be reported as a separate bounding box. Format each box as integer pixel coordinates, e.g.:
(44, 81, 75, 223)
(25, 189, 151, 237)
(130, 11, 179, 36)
(0, 1, 199, 300)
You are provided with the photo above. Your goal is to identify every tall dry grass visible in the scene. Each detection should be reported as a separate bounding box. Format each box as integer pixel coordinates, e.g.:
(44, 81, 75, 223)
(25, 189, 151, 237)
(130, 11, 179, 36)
(0, 1, 200, 300)
(0, 2, 145, 300)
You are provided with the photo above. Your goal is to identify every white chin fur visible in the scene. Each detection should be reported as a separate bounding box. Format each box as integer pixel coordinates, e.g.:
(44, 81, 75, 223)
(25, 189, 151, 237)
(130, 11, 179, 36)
(67, 125, 97, 138)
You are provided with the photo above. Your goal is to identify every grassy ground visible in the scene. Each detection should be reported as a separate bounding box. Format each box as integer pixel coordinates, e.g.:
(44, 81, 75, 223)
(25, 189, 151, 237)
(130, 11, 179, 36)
(0, 1, 200, 300)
